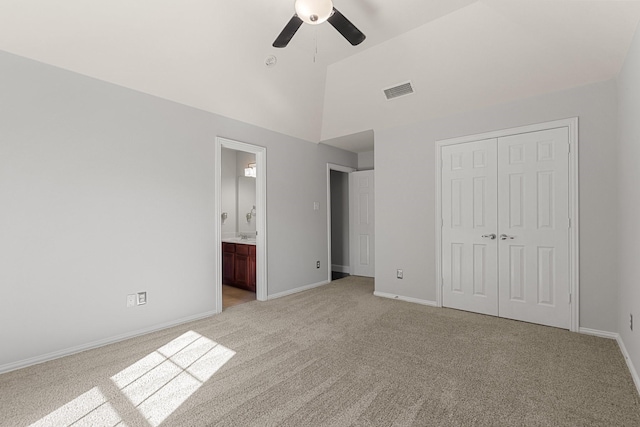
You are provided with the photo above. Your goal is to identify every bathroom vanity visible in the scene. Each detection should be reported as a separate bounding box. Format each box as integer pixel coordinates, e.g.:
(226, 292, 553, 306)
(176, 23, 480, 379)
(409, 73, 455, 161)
(222, 241, 256, 292)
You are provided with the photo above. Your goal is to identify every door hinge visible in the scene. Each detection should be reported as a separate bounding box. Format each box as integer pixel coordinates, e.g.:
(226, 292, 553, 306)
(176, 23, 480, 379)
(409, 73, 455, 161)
(569, 293, 572, 304)
(568, 218, 571, 228)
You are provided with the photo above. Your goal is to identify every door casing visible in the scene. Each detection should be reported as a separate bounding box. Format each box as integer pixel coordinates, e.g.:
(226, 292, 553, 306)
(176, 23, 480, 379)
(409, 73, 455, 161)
(215, 137, 267, 313)
(435, 118, 579, 331)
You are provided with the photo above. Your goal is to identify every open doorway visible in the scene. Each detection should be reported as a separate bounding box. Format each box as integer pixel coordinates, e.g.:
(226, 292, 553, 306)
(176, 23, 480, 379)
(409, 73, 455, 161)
(220, 148, 256, 309)
(327, 164, 355, 282)
(215, 138, 267, 313)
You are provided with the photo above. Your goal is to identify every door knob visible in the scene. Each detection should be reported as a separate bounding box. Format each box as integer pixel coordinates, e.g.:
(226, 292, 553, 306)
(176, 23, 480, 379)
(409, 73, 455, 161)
(481, 234, 496, 240)
(500, 234, 515, 240)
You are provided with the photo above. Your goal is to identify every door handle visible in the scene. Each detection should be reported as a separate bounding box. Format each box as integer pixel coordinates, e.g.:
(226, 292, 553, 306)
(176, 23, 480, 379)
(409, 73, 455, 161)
(481, 234, 496, 240)
(500, 234, 515, 240)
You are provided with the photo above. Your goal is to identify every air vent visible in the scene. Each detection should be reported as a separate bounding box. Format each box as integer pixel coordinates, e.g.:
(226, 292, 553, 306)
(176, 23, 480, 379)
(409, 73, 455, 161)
(383, 81, 414, 100)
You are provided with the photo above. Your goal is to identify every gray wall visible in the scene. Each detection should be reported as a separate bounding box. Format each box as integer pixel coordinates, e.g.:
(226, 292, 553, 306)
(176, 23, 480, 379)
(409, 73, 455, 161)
(617, 22, 640, 385)
(0, 51, 357, 370)
(221, 148, 237, 237)
(330, 170, 350, 270)
(375, 79, 619, 333)
(357, 150, 374, 170)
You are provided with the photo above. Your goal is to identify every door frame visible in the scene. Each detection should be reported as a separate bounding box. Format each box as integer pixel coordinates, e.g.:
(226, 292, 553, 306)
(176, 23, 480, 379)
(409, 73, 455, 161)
(326, 163, 356, 282)
(215, 137, 267, 313)
(435, 118, 579, 331)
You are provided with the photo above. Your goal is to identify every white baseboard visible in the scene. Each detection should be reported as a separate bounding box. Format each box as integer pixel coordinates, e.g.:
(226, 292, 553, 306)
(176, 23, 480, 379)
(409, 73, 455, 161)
(616, 334, 640, 397)
(268, 280, 329, 300)
(578, 327, 618, 340)
(373, 291, 438, 307)
(331, 264, 350, 274)
(0, 310, 218, 375)
(578, 329, 640, 396)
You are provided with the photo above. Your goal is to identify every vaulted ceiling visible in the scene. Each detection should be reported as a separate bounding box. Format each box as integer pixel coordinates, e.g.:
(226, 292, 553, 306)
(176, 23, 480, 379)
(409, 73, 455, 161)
(1, 0, 640, 152)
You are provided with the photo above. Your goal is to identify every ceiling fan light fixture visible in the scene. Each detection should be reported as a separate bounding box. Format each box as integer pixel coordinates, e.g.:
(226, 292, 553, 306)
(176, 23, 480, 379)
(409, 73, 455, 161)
(295, 0, 334, 25)
(273, 0, 364, 48)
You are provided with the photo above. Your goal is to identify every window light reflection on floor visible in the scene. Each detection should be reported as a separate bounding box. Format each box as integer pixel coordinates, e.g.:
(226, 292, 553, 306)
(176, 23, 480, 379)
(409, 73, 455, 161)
(113, 330, 235, 426)
(29, 387, 123, 427)
(30, 331, 235, 427)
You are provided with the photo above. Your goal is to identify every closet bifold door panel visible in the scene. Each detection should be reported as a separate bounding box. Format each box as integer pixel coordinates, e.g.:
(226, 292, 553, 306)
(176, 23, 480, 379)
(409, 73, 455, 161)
(441, 126, 571, 329)
(441, 138, 499, 316)
(497, 128, 570, 329)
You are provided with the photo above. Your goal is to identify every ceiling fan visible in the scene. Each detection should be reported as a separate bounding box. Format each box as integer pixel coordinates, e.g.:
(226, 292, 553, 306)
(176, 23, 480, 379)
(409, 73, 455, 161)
(273, 0, 366, 48)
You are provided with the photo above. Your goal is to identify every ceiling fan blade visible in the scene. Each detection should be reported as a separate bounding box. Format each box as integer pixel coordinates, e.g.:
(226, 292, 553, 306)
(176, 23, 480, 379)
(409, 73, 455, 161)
(327, 8, 366, 46)
(273, 15, 303, 48)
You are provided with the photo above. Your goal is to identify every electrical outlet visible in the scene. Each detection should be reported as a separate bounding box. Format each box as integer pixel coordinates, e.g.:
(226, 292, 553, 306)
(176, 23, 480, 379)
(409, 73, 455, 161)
(316, 261, 320, 269)
(397, 269, 403, 279)
(631, 314, 634, 331)
(137, 292, 147, 305)
(127, 294, 136, 308)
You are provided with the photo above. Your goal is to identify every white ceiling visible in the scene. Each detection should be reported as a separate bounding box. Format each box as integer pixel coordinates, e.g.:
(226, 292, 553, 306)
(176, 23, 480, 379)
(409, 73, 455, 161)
(1, 0, 639, 153)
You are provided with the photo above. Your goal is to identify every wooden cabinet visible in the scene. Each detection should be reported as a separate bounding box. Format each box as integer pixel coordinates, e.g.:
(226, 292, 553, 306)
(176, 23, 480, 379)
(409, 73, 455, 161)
(222, 243, 235, 285)
(222, 242, 256, 292)
(248, 245, 256, 289)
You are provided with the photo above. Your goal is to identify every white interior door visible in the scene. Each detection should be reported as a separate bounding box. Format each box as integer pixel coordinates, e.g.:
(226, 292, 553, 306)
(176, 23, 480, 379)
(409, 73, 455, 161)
(350, 170, 375, 277)
(441, 139, 499, 315)
(440, 127, 571, 329)
(497, 127, 570, 329)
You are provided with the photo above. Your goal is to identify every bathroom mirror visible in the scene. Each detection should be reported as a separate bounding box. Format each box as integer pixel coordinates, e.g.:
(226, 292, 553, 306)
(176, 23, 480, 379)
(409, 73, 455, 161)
(237, 176, 256, 233)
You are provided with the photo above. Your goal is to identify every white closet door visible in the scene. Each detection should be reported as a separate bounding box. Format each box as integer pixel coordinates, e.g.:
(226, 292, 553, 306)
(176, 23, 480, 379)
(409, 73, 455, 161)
(442, 139, 499, 316)
(497, 128, 570, 329)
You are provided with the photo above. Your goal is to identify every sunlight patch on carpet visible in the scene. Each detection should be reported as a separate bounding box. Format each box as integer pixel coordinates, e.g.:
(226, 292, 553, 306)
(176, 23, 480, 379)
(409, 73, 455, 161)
(114, 331, 235, 426)
(29, 387, 124, 427)
(30, 331, 234, 427)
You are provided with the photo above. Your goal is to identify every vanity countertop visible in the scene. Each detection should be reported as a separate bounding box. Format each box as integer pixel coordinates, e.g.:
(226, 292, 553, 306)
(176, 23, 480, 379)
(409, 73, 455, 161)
(222, 237, 256, 246)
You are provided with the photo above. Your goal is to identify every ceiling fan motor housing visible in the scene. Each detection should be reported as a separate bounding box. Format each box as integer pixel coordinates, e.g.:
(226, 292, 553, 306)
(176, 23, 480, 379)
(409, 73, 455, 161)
(295, 0, 334, 25)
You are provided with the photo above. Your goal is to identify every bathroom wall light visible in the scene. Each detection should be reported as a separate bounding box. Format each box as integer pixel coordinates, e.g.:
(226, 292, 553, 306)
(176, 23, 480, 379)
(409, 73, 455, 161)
(244, 162, 256, 178)
(246, 205, 256, 223)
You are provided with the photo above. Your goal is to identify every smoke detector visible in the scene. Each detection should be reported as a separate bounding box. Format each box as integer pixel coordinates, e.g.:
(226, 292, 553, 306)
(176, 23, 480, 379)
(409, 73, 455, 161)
(265, 55, 277, 68)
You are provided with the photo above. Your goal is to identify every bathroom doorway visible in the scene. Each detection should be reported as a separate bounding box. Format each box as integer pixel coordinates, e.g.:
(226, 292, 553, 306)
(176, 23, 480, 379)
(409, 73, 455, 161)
(215, 138, 267, 312)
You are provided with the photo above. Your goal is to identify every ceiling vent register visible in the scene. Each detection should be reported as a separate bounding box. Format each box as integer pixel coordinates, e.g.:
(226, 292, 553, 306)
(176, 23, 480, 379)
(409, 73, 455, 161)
(383, 81, 414, 100)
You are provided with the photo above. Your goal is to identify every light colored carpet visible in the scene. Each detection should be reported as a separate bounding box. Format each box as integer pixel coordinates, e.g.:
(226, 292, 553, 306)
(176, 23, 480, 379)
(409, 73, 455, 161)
(1, 276, 638, 426)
